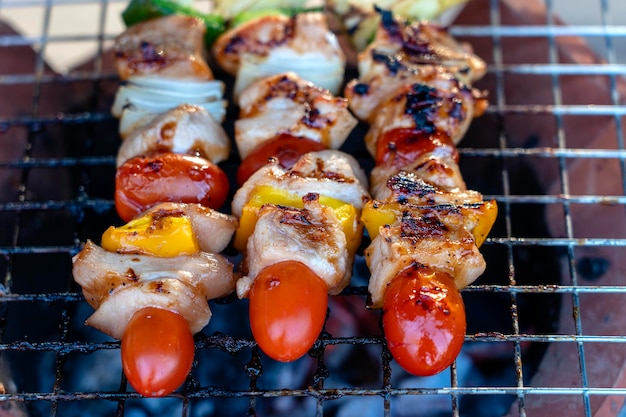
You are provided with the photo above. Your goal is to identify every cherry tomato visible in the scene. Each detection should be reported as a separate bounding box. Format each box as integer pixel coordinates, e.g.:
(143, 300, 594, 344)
(248, 261, 328, 362)
(382, 265, 466, 376)
(375, 128, 459, 168)
(121, 307, 195, 397)
(237, 134, 326, 185)
(115, 152, 230, 222)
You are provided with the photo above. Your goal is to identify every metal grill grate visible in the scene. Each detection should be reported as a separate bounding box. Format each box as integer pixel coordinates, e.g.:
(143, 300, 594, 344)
(0, 0, 625, 416)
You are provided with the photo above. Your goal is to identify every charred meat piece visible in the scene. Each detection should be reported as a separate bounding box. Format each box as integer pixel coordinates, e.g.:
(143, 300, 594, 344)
(235, 72, 357, 159)
(345, 18, 487, 124)
(365, 205, 486, 308)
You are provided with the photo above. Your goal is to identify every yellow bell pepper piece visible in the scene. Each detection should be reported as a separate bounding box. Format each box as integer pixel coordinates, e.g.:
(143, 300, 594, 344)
(334, 202, 361, 254)
(362, 199, 498, 248)
(233, 204, 261, 252)
(101, 213, 199, 257)
(233, 185, 360, 253)
(361, 200, 399, 240)
(461, 199, 498, 248)
(246, 185, 346, 209)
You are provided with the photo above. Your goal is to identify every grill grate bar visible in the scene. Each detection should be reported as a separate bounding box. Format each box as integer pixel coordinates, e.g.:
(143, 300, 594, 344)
(4, 237, 626, 257)
(601, 0, 626, 198)
(381, 346, 392, 417)
(461, 147, 626, 158)
(488, 237, 626, 246)
(4, 194, 626, 214)
(450, 362, 460, 417)
(545, 1, 592, 414)
(3, 103, 625, 126)
(0, 156, 115, 169)
(5, 148, 626, 165)
(5, 332, 626, 356)
(488, 0, 527, 415)
(8, 193, 626, 212)
(488, 63, 626, 75)
(450, 24, 626, 37)
(466, 284, 626, 294)
(0, 199, 114, 213)
(6, 282, 626, 304)
(6, 63, 626, 86)
(0, 112, 113, 128)
(4, 104, 626, 125)
(489, 104, 626, 116)
(7, 386, 626, 401)
(0, 72, 118, 86)
(0, 32, 118, 47)
(0, 0, 127, 7)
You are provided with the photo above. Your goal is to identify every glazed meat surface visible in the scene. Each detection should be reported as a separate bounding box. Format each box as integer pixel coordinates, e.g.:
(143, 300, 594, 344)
(362, 81, 480, 154)
(345, 18, 487, 126)
(370, 154, 467, 199)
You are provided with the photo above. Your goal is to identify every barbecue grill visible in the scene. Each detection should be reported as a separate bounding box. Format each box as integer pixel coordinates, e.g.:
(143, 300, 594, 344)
(0, 0, 625, 416)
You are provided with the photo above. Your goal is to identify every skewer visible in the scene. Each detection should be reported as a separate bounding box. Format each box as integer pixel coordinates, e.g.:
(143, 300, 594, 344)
(211, 11, 369, 361)
(345, 8, 497, 376)
(72, 13, 237, 397)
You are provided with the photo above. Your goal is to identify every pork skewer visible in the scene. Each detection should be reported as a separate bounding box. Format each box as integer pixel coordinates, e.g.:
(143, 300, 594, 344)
(72, 13, 236, 397)
(232, 77, 366, 360)
(345, 9, 497, 376)
(72, 203, 238, 396)
(213, 13, 369, 359)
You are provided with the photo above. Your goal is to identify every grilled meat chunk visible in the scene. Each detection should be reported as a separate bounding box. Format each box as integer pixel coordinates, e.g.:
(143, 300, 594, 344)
(212, 12, 345, 97)
(114, 15, 213, 81)
(116, 104, 230, 167)
(372, 170, 481, 204)
(72, 241, 235, 339)
(370, 153, 467, 199)
(237, 197, 350, 297)
(235, 72, 357, 159)
(365, 206, 486, 308)
(362, 81, 480, 154)
(345, 17, 487, 125)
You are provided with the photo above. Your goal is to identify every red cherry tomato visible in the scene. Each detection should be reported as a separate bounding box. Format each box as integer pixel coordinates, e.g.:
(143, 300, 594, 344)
(383, 265, 466, 376)
(248, 261, 328, 362)
(121, 307, 194, 397)
(375, 128, 459, 168)
(236, 134, 326, 185)
(115, 152, 230, 222)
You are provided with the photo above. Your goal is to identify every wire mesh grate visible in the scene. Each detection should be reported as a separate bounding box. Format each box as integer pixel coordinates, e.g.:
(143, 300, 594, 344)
(0, 0, 625, 416)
